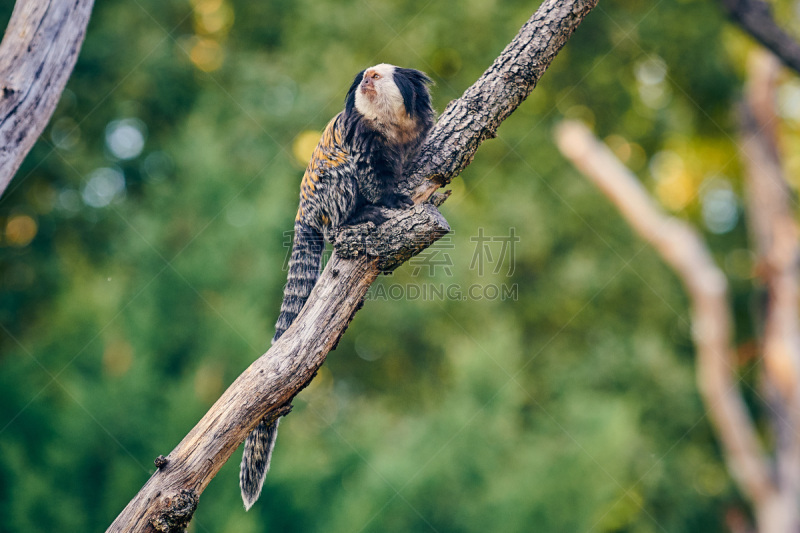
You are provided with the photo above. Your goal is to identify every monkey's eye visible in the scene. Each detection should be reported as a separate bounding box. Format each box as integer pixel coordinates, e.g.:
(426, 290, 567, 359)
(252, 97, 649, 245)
(372, 73, 381, 80)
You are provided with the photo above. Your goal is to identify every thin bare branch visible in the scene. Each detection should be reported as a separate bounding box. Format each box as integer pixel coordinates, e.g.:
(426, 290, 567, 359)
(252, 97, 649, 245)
(0, 0, 95, 198)
(718, 0, 800, 76)
(741, 51, 800, 405)
(740, 49, 800, 533)
(555, 120, 776, 510)
(107, 0, 599, 530)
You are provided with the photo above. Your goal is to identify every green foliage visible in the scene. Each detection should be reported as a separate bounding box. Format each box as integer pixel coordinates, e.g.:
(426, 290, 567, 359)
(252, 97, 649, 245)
(1, 0, 794, 530)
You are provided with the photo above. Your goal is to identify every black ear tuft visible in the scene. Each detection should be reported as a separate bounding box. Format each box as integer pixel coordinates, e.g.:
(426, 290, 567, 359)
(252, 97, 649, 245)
(392, 67, 433, 120)
(345, 70, 365, 113)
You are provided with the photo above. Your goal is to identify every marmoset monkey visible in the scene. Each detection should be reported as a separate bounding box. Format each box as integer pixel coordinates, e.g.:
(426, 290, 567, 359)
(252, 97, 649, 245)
(240, 63, 434, 510)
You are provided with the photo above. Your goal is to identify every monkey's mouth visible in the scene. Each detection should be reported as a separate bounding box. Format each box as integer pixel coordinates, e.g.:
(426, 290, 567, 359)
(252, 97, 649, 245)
(360, 85, 377, 97)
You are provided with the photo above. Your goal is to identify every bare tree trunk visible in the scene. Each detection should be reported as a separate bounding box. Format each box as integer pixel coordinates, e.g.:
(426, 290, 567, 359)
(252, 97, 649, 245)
(739, 49, 800, 533)
(0, 0, 95, 197)
(555, 48, 800, 529)
(106, 0, 599, 531)
(555, 120, 774, 511)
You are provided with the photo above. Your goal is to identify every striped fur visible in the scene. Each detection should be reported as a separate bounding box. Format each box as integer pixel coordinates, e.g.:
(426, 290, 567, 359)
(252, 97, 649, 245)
(273, 222, 325, 341)
(240, 418, 279, 511)
(240, 64, 434, 510)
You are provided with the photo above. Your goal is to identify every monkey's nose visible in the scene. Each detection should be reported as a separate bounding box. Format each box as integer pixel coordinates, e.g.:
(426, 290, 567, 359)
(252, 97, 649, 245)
(362, 76, 373, 88)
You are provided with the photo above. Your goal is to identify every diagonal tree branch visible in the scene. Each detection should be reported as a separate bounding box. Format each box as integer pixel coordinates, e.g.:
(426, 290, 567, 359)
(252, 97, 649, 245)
(107, 0, 599, 531)
(555, 120, 776, 516)
(404, 0, 596, 200)
(0, 0, 95, 198)
(718, 0, 800, 76)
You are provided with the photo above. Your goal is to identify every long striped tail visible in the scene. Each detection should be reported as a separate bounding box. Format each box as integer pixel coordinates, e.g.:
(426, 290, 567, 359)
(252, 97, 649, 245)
(240, 221, 323, 509)
(272, 222, 325, 342)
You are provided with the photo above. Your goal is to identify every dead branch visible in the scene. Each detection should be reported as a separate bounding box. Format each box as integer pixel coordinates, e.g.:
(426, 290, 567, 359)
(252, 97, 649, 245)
(718, 0, 800, 76)
(0, 0, 95, 198)
(555, 120, 776, 515)
(741, 51, 800, 406)
(403, 0, 597, 200)
(739, 49, 800, 533)
(106, 0, 599, 530)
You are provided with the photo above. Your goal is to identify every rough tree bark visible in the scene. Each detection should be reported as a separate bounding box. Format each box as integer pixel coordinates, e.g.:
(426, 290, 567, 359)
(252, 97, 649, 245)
(106, 0, 599, 531)
(0, 0, 95, 198)
(555, 50, 800, 532)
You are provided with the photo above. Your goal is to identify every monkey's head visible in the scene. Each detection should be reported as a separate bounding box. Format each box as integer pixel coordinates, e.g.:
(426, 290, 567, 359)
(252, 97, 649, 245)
(345, 64, 433, 143)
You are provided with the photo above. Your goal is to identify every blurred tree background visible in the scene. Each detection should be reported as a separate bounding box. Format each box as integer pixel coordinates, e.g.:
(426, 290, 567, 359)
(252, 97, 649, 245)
(1, 0, 799, 530)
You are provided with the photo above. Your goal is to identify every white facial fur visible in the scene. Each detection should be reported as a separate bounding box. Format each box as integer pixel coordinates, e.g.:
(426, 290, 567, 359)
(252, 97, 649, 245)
(354, 63, 421, 144)
(354, 63, 405, 122)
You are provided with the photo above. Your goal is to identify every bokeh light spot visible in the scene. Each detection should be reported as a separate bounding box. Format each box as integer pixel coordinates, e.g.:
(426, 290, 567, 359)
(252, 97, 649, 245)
(195, 2, 234, 35)
(190, 0, 223, 15)
(293, 130, 321, 166)
(651, 151, 694, 210)
(604, 134, 632, 163)
(190, 38, 224, 72)
(58, 189, 82, 213)
(105, 118, 146, 160)
(82, 167, 126, 208)
(635, 56, 670, 109)
(701, 179, 738, 234)
(635, 56, 667, 86)
(5, 214, 37, 247)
